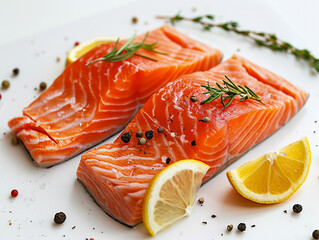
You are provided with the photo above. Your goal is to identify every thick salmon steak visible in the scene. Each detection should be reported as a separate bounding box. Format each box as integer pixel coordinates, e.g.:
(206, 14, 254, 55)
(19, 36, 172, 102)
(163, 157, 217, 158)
(8, 25, 222, 167)
(77, 55, 308, 227)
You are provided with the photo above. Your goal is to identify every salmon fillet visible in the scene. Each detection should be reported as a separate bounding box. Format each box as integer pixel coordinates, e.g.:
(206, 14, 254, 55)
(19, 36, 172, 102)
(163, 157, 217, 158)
(77, 55, 308, 227)
(8, 25, 222, 167)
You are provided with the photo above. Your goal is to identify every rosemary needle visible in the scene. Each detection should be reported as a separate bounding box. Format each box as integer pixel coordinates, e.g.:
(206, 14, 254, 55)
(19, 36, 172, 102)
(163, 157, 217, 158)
(200, 75, 264, 107)
(87, 33, 167, 66)
(157, 14, 319, 73)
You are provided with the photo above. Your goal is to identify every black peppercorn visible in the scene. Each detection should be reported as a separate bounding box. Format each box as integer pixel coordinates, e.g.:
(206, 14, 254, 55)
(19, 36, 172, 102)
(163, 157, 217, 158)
(198, 197, 204, 204)
(11, 136, 19, 145)
(227, 225, 233, 232)
(199, 117, 210, 123)
(191, 140, 196, 146)
(136, 131, 143, 138)
(121, 132, 131, 143)
(190, 96, 197, 102)
(39, 82, 47, 91)
(157, 127, 164, 133)
(13, 68, 19, 76)
(293, 204, 302, 213)
(132, 17, 138, 24)
(237, 223, 246, 232)
(312, 230, 319, 239)
(145, 130, 153, 140)
(211, 214, 216, 218)
(166, 157, 171, 164)
(54, 212, 66, 224)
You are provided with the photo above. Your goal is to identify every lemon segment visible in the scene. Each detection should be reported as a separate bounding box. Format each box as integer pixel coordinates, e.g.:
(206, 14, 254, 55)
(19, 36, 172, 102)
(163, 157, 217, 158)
(143, 160, 209, 236)
(227, 137, 311, 204)
(66, 36, 118, 66)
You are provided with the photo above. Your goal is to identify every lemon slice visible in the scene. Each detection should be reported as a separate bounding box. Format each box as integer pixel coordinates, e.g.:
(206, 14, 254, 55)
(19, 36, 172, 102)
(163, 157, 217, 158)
(143, 159, 209, 236)
(227, 137, 311, 204)
(66, 36, 118, 66)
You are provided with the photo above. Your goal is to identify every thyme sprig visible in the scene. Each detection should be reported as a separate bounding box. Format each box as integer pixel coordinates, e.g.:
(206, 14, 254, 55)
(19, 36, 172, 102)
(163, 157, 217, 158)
(87, 33, 167, 66)
(157, 14, 319, 73)
(200, 75, 264, 107)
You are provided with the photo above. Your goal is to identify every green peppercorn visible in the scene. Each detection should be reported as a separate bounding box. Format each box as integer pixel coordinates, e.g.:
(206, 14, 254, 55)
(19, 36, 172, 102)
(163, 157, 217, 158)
(312, 229, 319, 239)
(293, 204, 302, 213)
(54, 212, 66, 224)
(237, 223, 246, 232)
(39, 82, 47, 91)
(138, 137, 146, 145)
(2, 80, 10, 89)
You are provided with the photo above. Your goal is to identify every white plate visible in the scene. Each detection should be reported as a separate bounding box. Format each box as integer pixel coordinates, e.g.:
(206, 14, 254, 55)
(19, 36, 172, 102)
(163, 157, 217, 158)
(0, 0, 318, 239)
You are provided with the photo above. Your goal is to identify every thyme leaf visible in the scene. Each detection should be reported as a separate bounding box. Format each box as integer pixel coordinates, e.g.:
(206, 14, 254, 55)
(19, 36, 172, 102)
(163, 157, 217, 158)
(157, 14, 319, 73)
(200, 75, 264, 107)
(87, 32, 167, 66)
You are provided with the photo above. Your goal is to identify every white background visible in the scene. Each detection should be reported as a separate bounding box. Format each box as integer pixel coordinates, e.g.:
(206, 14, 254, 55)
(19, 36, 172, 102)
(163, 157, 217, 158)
(0, 0, 318, 239)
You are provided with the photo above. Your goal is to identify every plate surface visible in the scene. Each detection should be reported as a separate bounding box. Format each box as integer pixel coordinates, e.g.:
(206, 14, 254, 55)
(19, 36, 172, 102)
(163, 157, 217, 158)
(0, 0, 318, 239)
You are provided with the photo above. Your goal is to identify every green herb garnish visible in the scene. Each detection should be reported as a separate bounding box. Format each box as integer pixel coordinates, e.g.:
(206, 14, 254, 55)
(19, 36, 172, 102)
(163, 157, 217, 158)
(200, 75, 264, 107)
(87, 33, 167, 66)
(157, 14, 319, 73)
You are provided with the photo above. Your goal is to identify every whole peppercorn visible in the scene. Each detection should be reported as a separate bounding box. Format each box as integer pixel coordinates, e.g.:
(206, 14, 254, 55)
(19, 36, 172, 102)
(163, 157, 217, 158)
(191, 140, 196, 146)
(157, 127, 164, 133)
(198, 197, 204, 205)
(11, 189, 18, 197)
(199, 117, 210, 123)
(237, 223, 246, 232)
(227, 225, 233, 232)
(138, 137, 146, 145)
(312, 230, 319, 239)
(293, 204, 302, 213)
(145, 130, 153, 140)
(74, 41, 80, 46)
(121, 132, 131, 143)
(2, 80, 10, 89)
(12, 68, 19, 76)
(11, 136, 19, 145)
(190, 96, 197, 102)
(132, 17, 138, 24)
(54, 212, 66, 224)
(39, 82, 47, 91)
(165, 158, 171, 164)
(136, 131, 143, 138)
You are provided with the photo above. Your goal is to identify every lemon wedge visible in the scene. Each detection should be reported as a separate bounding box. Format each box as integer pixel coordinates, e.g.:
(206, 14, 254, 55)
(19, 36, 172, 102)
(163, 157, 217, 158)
(66, 36, 118, 66)
(143, 159, 209, 236)
(227, 137, 311, 204)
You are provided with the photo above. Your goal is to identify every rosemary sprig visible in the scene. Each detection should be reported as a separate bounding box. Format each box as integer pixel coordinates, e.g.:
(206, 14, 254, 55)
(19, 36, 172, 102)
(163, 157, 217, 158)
(157, 14, 319, 73)
(87, 33, 167, 66)
(200, 75, 264, 107)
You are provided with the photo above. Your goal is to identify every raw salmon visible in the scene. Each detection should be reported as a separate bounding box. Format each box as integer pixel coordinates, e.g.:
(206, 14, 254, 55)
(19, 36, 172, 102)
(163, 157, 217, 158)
(8, 25, 222, 167)
(77, 55, 308, 227)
